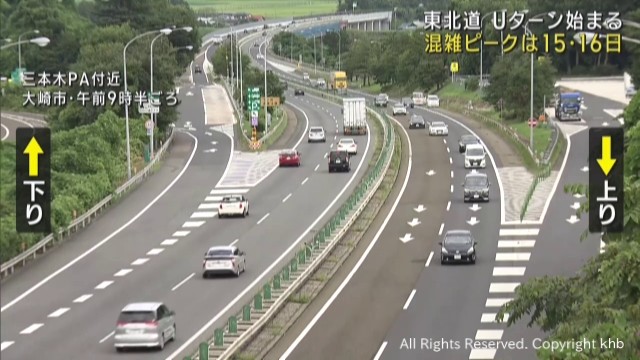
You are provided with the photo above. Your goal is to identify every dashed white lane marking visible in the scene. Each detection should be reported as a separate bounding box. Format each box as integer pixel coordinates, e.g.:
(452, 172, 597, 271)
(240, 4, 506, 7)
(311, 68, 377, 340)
(191, 211, 217, 218)
(443, 139, 447, 144)
(257, 213, 270, 225)
(114, 269, 133, 277)
(481, 313, 509, 323)
(314, 164, 319, 171)
(171, 273, 195, 291)
(131, 258, 149, 266)
(450, 170, 454, 178)
(323, 152, 328, 158)
(334, 135, 337, 140)
(205, 196, 223, 202)
(301, 177, 309, 185)
(449, 157, 452, 164)
(499, 228, 539, 236)
(1, 342, 15, 351)
(446, 201, 451, 211)
(475, 329, 504, 340)
(99, 331, 114, 343)
(485, 298, 512, 307)
(402, 289, 417, 310)
(47, 307, 70, 318)
(495, 253, 530, 261)
(497, 240, 536, 248)
(198, 203, 220, 210)
(173, 230, 191, 237)
(73, 294, 93, 303)
(147, 248, 165, 256)
(282, 193, 292, 203)
(182, 221, 205, 228)
(19, 323, 44, 334)
(425, 251, 434, 267)
(161, 239, 178, 246)
(489, 282, 520, 293)
(450, 184, 454, 192)
(469, 348, 497, 359)
(95, 281, 113, 289)
(492, 267, 526, 276)
(446, 147, 450, 153)
(438, 223, 444, 236)
(229, 239, 239, 246)
(330, 143, 334, 147)
(373, 342, 388, 360)
(210, 188, 249, 194)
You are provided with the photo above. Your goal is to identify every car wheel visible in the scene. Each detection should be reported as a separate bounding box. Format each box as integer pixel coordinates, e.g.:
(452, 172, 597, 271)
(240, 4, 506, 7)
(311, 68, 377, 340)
(116, 347, 124, 353)
(171, 324, 177, 341)
(328, 168, 333, 173)
(218, 213, 222, 218)
(242, 211, 246, 218)
(440, 256, 445, 264)
(235, 266, 241, 277)
(297, 161, 301, 167)
(243, 261, 247, 273)
(158, 334, 165, 350)
(202, 272, 208, 278)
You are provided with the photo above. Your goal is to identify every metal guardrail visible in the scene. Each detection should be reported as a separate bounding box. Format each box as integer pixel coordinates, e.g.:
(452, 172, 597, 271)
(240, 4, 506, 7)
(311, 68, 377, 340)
(1, 128, 177, 279)
(186, 85, 394, 360)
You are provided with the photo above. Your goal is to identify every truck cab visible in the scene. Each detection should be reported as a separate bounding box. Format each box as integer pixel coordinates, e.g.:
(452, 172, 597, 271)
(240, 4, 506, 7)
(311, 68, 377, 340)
(412, 92, 426, 106)
(554, 92, 583, 121)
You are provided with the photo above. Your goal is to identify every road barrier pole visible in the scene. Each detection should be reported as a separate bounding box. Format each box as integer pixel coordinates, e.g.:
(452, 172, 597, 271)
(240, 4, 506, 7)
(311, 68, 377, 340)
(254, 293, 263, 310)
(242, 305, 251, 321)
(273, 273, 281, 289)
(228, 316, 238, 334)
(263, 283, 272, 300)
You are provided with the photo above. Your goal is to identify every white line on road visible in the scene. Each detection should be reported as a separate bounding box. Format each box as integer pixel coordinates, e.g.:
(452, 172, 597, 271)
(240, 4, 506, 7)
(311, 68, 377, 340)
(198, 203, 219, 210)
(229, 239, 239, 246)
(47, 307, 70, 318)
(73, 294, 93, 303)
(450, 170, 454, 178)
(99, 331, 114, 343)
(446, 147, 450, 153)
(469, 348, 497, 359)
(0, 124, 9, 141)
(497, 240, 536, 248)
(489, 282, 520, 293)
(20, 323, 44, 334)
(114, 269, 133, 277)
(161, 239, 179, 246)
(449, 157, 452, 164)
(443, 139, 447, 144)
(210, 188, 249, 194)
(301, 177, 309, 185)
(403, 289, 417, 310)
(1, 342, 14, 351)
(182, 221, 205, 228)
(439, 223, 444, 235)
(499, 228, 539, 236)
(190, 211, 217, 218)
(171, 273, 195, 291)
(425, 251, 434, 267)
(495, 252, 531, 261)
(147, 248, 165, 256)
(314, 164, 319, 171)
(450, 184, 453, 192)
(330, 143, 334, 147)
(257, 213, 270, 225)
(205, 196, 223, 202)
(323, 152, 328, 158)
(481, 313, 509, 323)
(446, 201, 451, 211)
(334, 135, 337, 140)
(282, 193, 292, 202)
(173, 230, 191, 237)
(95, 281, 113, 289)
(493, 267, 526, 276)
(485, 298, 513, 307)
(131, 258, 149, 266)
(475, 329, 504, 340)
(373, 341, 388, 360)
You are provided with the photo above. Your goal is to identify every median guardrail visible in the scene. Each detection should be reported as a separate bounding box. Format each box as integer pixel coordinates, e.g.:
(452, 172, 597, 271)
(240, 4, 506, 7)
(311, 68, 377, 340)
(0, 127, 177, 279)
(185, 85, 395, 360)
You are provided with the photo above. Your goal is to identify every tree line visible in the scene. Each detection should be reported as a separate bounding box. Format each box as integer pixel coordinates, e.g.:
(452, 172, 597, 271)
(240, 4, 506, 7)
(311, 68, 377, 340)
(0, 0, 200, 262)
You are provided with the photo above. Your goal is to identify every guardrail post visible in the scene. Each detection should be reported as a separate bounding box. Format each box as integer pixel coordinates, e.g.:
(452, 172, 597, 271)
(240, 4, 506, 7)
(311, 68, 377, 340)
(273, 273, 281, 289)
(183, 356, 192, 360)
(242, 305, 251, 321)
(324, 226, 331, 237)
(254, 293, 263, 310)
(298, 249, 306, 264)
(305, 243, 312, 257)
(290, 258, 298, 272)
(228, 315, 238, 334)
(263, 283, 272, 300)
(201, 340, 212, 357)
(282, 266, 290, 281)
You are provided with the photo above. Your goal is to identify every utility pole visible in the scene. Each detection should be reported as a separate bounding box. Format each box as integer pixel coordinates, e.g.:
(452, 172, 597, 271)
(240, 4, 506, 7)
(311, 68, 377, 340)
(313, 36, 317, 74)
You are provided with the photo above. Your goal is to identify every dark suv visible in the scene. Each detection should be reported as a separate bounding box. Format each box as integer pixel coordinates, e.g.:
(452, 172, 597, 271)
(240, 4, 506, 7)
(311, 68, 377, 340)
(328, 151, 350, 172)
(462, 171, 490, 202)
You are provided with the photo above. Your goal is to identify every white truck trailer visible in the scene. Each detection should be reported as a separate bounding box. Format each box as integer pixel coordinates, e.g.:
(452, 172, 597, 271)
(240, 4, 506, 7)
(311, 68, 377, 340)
(342, 98, 367, 135)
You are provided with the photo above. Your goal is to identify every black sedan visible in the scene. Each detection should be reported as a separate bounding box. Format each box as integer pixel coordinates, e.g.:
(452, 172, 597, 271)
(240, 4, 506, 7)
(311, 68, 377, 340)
(409, 115, 425, 129)
(458, 134, 480, 153)
(294, 89, 304, 96)
(439, 230, 477, 264)
(194, 65, 202, 73)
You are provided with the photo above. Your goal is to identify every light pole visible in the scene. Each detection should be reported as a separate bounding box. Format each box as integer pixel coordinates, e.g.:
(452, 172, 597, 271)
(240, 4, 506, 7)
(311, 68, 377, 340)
(313, 35, 317, 74)
(18, 30, 39, 70)
(149, 26, 192, 159)
(320, 33, 324, 69)
(230, 27, 234, 95)
(524, 12, 549, 153)
(0, 36, 49, 50)
(479, 9, 506, 87)
(236, 31, 239, 90)
(263, 38, 269, 134)
(123, 28, 172, 179)
(336, 30, 342, 71)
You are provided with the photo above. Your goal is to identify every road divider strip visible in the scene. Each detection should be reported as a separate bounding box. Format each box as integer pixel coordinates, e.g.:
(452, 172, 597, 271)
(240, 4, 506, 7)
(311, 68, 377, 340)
(0, 128, 177, 280)
(185, 92, 395, 360)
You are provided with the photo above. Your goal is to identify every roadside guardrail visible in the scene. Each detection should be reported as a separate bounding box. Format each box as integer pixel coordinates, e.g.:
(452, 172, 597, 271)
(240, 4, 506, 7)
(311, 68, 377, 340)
(185, 83, 395, 360)
(1, 128, 177, 279)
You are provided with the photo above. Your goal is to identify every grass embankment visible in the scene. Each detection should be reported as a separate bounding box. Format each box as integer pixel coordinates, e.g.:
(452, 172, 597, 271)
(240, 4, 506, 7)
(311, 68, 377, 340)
(188, 0, 336, 18)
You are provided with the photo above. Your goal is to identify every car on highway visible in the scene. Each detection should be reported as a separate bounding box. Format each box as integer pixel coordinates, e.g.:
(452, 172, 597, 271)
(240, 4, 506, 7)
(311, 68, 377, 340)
(308, 126, 326, 142)
(279, 149, 301, 167)
(114, 302, 176, 352)
(439, 230, 477, 264)
(218, 194, 249, 218)
(337, 138, 357, 155)
(294, 89, 305, 96)
(202, 245, 246, 277)
(427, 94, 440, 107)
(458, 134, 480, 153)
(464, 143, 486, 169)
(412, 91, 426, 106)
(462, 170, 490, 202)
(392, 103, 407, 115)
(257, 53, 264, 60)
(374, 93, 389, 107)
(401, 97, 414, 108)
(428, 121, 449, 136)
(303, 72, 310, 81)
(328, 150, 350, 172)
(194, 65, 202, 73)
(409, 114, 426, 129)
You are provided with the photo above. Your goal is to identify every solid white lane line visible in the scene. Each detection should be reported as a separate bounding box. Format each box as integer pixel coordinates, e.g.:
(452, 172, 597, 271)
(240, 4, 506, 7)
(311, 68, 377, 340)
(73, 294, 93, 303)
(495, 252, 531, 261)
(205, 196, 223, 202)
(131, 258, 149, 266)
(20, 323, 44, 334)
(450, 170, 454, 178)
(229, 239, 239, 246)
(485, 298, 513, 307)
(469, 348, 497, 359)
(182, 221, 205, 228)
(198, 203, 219, 210)
(173, 230, 191, 237)
(475, 329, 504, 340)
(403, 289, 417, 310)
(499, 228, 539, 236)
(47, 307, 70, 318)
(161, 239, 179, 246)
(301, 177, 309, 185)
(95, 281, 113, 289)
(489, 282, 520, 293)
(449, 157, 452, 164)
(171, 273, 195, 291)
(1, 342, 15, 351)
(147, 248, 165, 256)
(314, 164, 319, 171)
(425, 251, 434, 267)
(481, 313, 510, 323)
(438, 223, 444, 235)
(257, 213, 270, 225)
(373, 341, 388, 360)
(493, 267, 526, 276)
(282, 193, 292, 203)
(210, 188, 249, 194)
(497, 240, 536, 248)
(191, 211, 217, 218)
(446, 201, 451, 211)
(114, 269, 133, 277)
(98, 331, 114, 343)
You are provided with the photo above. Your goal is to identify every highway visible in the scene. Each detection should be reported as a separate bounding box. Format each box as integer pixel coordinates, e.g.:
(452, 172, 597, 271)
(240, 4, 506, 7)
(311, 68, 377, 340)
(0, 39, 375, 360)
(0, 111, 48, 142)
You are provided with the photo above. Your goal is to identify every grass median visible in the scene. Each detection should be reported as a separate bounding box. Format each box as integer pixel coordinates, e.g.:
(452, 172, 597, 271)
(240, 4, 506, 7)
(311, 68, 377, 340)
(188, 0, 335, 18)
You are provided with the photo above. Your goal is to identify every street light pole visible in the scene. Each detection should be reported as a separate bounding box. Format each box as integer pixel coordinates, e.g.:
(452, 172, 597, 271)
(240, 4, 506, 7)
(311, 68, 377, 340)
(230, 27, 234, 95)
(337, 31, 341, 71)
(313, 35, 317, 74)
(264, 38, 268, 134)
(236, 31, 239, 90)
(18, 30, 39, 70)
(0, 37, 50, 50)
(524, 12, 547, 154)
(240, 47, 244, 109)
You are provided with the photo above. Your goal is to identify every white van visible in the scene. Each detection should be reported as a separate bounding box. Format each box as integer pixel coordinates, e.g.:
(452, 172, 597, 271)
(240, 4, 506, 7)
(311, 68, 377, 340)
(464, 144, 486, 169)
(412, 92, 426, 106)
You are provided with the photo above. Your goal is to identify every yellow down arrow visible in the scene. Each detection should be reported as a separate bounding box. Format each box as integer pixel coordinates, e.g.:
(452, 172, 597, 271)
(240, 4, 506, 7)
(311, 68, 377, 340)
(597, 136, 616, 176)
(23, 137, 43, 177)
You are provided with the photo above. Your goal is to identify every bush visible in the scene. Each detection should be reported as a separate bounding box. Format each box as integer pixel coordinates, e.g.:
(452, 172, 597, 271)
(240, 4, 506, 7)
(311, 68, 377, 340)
(466, 76, 479, 92)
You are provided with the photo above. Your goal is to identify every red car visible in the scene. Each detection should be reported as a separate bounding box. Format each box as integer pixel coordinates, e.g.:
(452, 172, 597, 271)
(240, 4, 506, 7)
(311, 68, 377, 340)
(279, 149, 301, 167)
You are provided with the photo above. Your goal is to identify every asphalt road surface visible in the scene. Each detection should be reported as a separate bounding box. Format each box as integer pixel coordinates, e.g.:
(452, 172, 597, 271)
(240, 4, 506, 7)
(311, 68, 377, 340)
(0, 111, 48, 142)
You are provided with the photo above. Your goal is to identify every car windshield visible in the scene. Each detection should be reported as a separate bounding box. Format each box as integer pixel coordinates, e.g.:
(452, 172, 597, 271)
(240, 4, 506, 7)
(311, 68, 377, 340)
(428, 95, 438, 100)
(118, 311, 155, 323)
(377, 95, 386, 100)
(444, 235, 471, 245)
(330, 152, 346, 160)
(465, 176, 487, 187)
(562, 96, 580, 104)
(411, 116, 424, 123)
(432, 122, 445, 127)
(281, 150, 296, 156)
(462, 135, 478, 144)
(340, 139, 354, 144)
(207, 249, 233, 257)
(467, 148, 484, 156)
(222, 196, 242, 203)
(310, 128, 323, 133)
(394, 104, 404, 108)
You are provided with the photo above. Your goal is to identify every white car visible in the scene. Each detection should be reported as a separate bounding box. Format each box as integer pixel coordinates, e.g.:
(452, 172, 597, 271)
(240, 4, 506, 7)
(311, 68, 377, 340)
(429, 121, 448, 136)
(308, 126, 326, 142)
(427, 95, 440, 107)
(114, 302, 176, 351)
(257, 53, 264, 60)
(337, 138, 357, 155)
(392, 103, 407, 115)
(218, 195, 249, 218)
(202, 246, 246, 278)
(464, 143, 487, 169)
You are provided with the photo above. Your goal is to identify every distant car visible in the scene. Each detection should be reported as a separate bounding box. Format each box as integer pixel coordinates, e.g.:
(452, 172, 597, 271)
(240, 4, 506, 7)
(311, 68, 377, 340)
(257, 53, 264, 60)
(316, 78, 326, 88)
(392, 103, 407, 115)
(464, 143, 486, 169)
(401, 97, 414, 108)
(194, 65, 202, 73)
(253, 42, 259, 47)
(202, 246, 246, 277)
(409, 114, 425, 128)
(463, 170, 490, 202)
(262, 31, 267, 36)
(328, 150, 350, 172)
(458, 134, 480, 153)
(308, 126, 326, 142)
(337, 138, 357, 155)
(374, 93, 389, 107)
(114, 302, 176, 352)
(429, 121, 448, 136)
(412, 91, 426, 106)
(294, 89, 304, 96)
(218, 194, 249, 218)
(427, 94, 440, 107)
(279, 149, 301, 167)
(303, 72, 310, 81)
(439, 230, 477, 264)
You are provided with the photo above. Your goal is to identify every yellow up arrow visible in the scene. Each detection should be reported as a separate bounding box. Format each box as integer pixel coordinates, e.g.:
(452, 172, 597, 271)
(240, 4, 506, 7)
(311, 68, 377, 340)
(596, 136, 616, 176)
(23, 137, 43, 177)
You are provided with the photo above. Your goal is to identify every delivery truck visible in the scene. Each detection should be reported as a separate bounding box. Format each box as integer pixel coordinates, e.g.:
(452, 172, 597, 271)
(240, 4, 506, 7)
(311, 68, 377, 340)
(343, 98, 367, 135)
